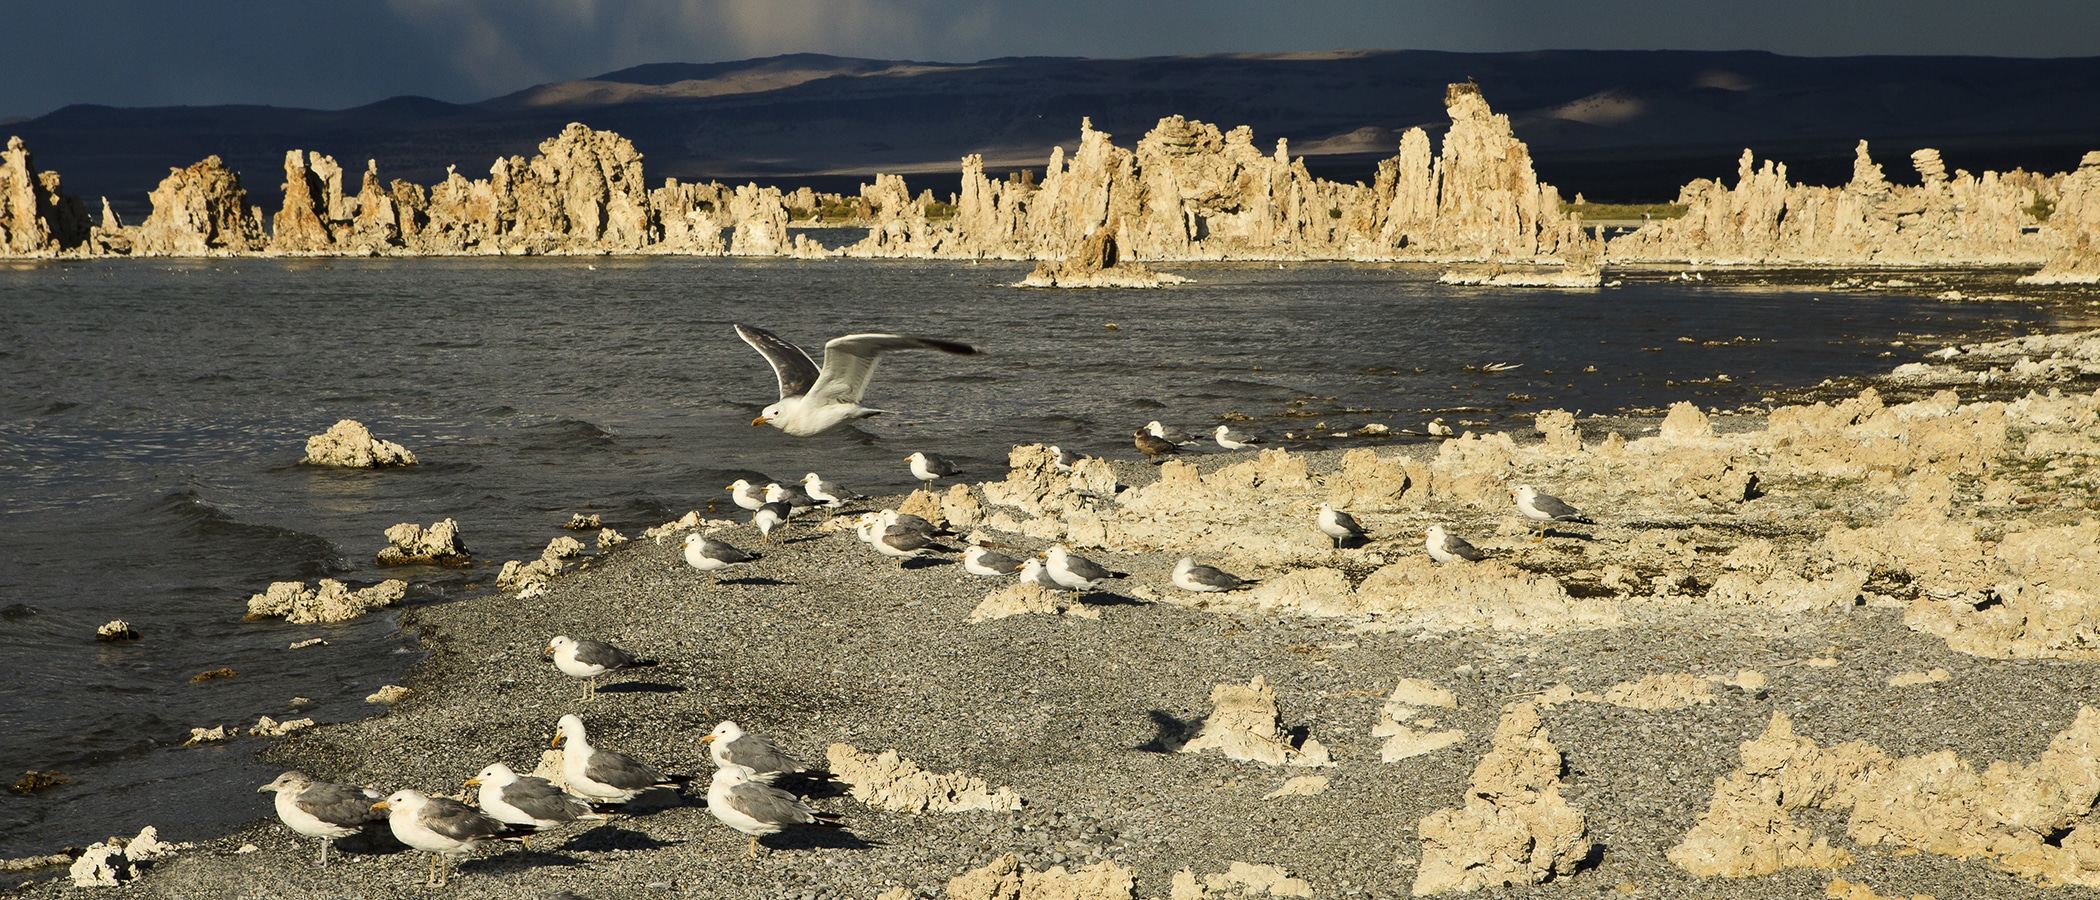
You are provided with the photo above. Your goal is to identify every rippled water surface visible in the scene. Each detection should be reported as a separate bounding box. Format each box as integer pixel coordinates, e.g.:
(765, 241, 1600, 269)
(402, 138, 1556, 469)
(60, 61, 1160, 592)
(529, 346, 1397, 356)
(0, 256, 2062, 856)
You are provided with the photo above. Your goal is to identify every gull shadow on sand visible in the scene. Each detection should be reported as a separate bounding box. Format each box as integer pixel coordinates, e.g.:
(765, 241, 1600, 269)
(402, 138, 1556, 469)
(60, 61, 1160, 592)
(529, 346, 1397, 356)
(1076, 591, 1145, 608)
(560, 824, 685, 854)
(900, 557, 954, 571)
(466, 849, 586, 876)
(771, 772, 851, 800)
(1135, 710, 1206, 753)
(765, 828, 878, 852)
(720, 576, 793, 586)
(594, 681, 686, 695)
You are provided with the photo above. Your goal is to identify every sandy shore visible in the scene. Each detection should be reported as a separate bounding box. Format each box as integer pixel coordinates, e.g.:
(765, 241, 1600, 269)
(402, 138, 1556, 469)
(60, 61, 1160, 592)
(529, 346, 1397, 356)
(20, 328, 2100, 900)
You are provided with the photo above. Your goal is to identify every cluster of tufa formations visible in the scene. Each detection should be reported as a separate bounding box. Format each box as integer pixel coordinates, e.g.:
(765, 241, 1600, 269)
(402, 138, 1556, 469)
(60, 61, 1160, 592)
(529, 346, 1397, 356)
(4, 83, 2098, 281)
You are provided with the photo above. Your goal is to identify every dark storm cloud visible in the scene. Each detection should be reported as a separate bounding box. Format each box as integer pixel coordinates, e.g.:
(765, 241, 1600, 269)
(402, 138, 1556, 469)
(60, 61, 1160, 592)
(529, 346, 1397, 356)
(5, 0, 2096, 120)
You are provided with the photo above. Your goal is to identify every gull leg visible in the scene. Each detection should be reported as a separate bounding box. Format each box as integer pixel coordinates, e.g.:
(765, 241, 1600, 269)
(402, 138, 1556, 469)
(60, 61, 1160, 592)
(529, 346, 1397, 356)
(316, 837, 328, 869)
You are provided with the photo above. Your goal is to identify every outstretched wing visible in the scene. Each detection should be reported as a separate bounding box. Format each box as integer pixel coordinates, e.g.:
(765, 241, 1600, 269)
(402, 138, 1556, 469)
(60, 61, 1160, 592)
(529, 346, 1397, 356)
(735, 324, 822, 401)
(809, 334, 980, 406)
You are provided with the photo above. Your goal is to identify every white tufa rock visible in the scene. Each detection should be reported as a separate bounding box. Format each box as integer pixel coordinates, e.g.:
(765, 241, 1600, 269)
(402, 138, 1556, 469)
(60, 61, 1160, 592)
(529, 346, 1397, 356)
(1180, 675, 1333, 768)
(300, 419, 415, 467)
(824, 744, 1022, 813)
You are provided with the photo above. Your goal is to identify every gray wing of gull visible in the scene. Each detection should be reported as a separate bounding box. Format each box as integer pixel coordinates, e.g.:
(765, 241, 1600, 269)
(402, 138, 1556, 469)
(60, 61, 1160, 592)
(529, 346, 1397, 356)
(809, 334, 981, 406)
(1331, 510, 1365, 533)
(1533, 492, 1586, 520)
(719, 734, 806, 775)
(1063, 554, 1117, 582)
(420, 797, 509, 841)
(584, 747, 667, 791)
(735, 324, 822, 400)
(891, 513, 935, 535)
(882, 527, 938, 552)
(725, 779, 820, 827)
(501, 777, 589, 822)
(572, 639, 636, 670)
(700, 537, 757, 564)
(1440, 532, 1489, 561)
(975, 550, 1023, 573)
(298, 782, 385, 828)
(1185, 564, 1246, 590)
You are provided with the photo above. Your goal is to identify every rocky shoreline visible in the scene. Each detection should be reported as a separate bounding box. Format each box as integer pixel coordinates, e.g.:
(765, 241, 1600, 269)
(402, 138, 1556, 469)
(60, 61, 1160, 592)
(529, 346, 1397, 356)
(16, 328, 2100, 899)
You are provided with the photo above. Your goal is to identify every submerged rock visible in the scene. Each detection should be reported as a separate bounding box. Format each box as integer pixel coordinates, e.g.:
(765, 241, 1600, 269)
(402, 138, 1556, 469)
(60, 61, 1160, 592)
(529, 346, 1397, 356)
(376, 519, 469, 566)
(244, 578, 406, 623)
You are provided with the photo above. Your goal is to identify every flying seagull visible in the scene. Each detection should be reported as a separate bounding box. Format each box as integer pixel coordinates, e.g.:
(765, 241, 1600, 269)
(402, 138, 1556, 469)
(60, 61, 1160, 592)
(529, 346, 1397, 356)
(737, 324, 981, 436)
(258, 771, 385, 869)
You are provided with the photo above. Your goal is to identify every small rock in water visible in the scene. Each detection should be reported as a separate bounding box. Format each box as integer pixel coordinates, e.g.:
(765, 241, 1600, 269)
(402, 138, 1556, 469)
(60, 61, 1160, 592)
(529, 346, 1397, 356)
(566, 513, 603, 530)
(288, 638, 326, 650)
(365, 684, 412, 704)
(183, 725, 235, 745)
(95, 620, 141, 642)
(9, 769, 70, 794)
(187, 667, 236, 684)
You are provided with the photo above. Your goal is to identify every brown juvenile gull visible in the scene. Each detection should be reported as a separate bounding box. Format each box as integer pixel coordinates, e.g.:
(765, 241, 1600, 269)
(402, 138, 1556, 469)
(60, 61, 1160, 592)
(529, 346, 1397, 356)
(553, 714, 688, 806)
(1043, 543, 1124, 591)
(464, 762, 599, 846)
(738, 323, 981, 436)
(682, 532, 757, 585)
(1315, 502, 1368, 549)
(545, 634, 656, 700)
(258, 771, 384, 869)
(1171, 557, 1253, 592)
(1424, 525, 1489, 563)
(905, 451, 962, 486)
(753, 501, 792, 543)
(1213, 425, 1263, 450)
(702, 721, 821, 779)
(962, 545, 1025, 577)
(800, 472, 859, 508)
(706, 764, 845, 858)
(371, 788, 524, 887)
(726, 479, 767, 512)
(1134, 429, 1182, 461)
(1510, 484, 1594, 541)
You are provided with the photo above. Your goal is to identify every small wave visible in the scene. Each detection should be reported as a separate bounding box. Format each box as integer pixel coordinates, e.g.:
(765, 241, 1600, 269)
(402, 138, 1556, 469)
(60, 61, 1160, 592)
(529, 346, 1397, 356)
(518, 418, 616, 452)
(149, 491, 344, 582)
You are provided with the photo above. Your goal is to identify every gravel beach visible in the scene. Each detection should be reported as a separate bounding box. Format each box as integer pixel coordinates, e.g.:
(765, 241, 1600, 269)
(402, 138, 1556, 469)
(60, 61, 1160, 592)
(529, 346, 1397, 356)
(22, 329, 2100, 900)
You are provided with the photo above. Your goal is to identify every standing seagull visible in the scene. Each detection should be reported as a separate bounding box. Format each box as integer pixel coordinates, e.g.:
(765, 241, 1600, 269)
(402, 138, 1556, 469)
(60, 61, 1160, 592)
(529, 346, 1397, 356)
(371, 789, 522, 887)
(464, 763, 598, 846)
(906, 451, 962, 487)
(726, 479, 768, 512)
(737, 324, 981, 436)
(801, 472, 859, 508)
(1213, 425, 1263, 450)
(702, 721, 820, 779)
(1315, 502, 1368, 549)
(753, 501, 793, 543)
(1134, 429, 1182, 462)
(1424, 525, 1489, 563)
(706, 765, 845, 858)
(683, 532, 757, 585)
(1042, 544, 1124, 592)
(764, 482, 819, 514)
(258, 771, 385, 869)
(553, 714, 688, 806)
(962, 545, 1025, 577)
(545, 635, 655, 700)
(1171, 557, 1253, 592)
(1510, 484, 1594, 540)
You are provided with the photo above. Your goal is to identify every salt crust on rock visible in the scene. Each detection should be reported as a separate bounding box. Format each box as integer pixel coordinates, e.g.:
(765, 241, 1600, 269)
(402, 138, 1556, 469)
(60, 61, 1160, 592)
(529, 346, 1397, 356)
(968, 582, 1102, 622)
(824, 743, 1022, 813)
(375, 518, 469, 566)
(244, 578, 406, 623)
(69, 826, 179, 887)
(1179, 675, 1333, 768)
(1171, 861, 1315, 898)
(300, 419, 415, 467)
(497, 535, 586, 594)
(1413, 703, 1591, 895)
(1376, 678, 1465, 762)
(1669, 708, 2100, 885)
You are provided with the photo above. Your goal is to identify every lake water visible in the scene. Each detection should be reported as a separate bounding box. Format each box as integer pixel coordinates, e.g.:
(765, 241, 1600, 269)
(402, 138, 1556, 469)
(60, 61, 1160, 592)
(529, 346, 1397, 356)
(0, 257, 2061, 858)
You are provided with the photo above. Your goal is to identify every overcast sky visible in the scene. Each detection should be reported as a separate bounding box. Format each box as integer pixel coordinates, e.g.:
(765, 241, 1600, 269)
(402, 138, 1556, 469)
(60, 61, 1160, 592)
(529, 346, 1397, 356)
(5, 0, 2097, 121)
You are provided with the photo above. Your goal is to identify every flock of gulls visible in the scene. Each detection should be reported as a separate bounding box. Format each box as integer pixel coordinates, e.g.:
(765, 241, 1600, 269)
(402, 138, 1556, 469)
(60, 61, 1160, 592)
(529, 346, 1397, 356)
(254, 323, 1600, 886)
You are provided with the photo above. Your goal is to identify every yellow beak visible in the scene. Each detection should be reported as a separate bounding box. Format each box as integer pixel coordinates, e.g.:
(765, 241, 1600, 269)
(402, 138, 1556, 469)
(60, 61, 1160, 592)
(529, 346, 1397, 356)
(700, 734, 716, 744)
(552, 732, 565, 748)
(751, 416, 769, 426)
(371, 800, 391, 811)
(463, 777, 482, 788)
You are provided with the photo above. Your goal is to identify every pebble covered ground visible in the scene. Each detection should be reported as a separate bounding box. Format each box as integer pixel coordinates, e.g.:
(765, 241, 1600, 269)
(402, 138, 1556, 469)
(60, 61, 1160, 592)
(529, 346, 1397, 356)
(22, 400, 2100, 900)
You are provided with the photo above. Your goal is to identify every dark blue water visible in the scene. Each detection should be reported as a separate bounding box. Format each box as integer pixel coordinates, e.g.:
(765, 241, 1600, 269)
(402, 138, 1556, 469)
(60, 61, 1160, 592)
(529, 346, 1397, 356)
(0, 257, 2061, 857)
